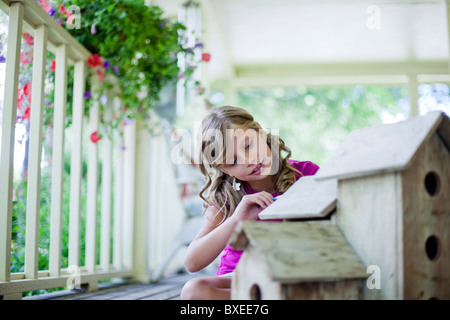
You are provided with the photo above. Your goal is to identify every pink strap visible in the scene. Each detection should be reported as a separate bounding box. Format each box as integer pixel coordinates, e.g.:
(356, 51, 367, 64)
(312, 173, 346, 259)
(210, 202, 225, 214)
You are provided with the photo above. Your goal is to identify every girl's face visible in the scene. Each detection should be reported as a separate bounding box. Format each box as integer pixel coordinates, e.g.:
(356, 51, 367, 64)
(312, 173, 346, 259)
(220, 126, 274, 183)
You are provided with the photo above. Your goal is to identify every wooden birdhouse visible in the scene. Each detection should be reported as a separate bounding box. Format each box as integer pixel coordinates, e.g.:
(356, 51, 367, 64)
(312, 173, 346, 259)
(314, 111, 450, 300)
(229, 221, 368, 300)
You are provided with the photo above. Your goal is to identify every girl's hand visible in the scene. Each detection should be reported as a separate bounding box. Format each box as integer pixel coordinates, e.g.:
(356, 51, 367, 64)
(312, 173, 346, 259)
(231, 191, 274, 223)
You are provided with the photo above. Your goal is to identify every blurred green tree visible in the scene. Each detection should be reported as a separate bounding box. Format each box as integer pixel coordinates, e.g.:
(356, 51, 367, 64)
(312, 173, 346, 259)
(237, 85, 409, 165)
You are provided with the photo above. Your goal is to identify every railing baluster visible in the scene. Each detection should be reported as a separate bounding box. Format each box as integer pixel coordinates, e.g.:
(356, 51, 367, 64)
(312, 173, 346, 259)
(24, 24, 48, 279)
(156, 137, 165, 264)
(85, 78, 100, 273)
(148, 137, 161, 270)
(68, 60, 86, 269)
(0, 1, 24, 283)
(49, 43, 68, 277)
(154, 136, 164, 264)
(134, 121, 150, 281)
(122, 119, 136, 270)
(100, 90, 113, 271)
(113, 116, 123, 270)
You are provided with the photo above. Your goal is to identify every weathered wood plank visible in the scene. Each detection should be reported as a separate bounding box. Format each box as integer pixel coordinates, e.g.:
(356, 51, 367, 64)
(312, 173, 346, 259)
(259, 176, 337, 220)
(336, 172, 403, 300)
(58, 283, 144, 300)
(284, 279, 363, 300)
(24, 271, 213, 300)
(141, 286, 184, 300)
(230, 222, 367, 282)
(110, 283, 178, 300)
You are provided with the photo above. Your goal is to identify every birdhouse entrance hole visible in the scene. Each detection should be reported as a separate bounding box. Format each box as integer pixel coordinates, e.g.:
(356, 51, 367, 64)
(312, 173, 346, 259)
(250, 284, 262, 300)
(424, 172, 440, 196)
(425, 235, 440, 261)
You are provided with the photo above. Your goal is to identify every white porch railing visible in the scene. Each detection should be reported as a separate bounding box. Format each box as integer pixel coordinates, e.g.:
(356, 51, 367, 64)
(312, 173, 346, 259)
(0, 0, 186, 299)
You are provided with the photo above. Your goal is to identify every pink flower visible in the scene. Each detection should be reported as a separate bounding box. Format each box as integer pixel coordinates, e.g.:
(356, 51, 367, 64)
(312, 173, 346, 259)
(96, 69, 105, 82)
(17, 90, 24, 110)
(39, 0, 51, 13)
(23, 32, 34, 46)
(87, 54, 101, 68)
(201, 53, 211, 62)
(22, 107, 31, 121)
(90, 131, 102, 144)
(20, 52, 30, 65)
(90, 23, 97, 35)
(51, 59, 56, 72)
(23, 83, 31, 96)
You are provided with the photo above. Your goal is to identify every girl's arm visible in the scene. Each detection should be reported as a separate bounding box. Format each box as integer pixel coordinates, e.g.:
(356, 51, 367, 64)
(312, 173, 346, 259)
(184, 191, 273, 273)
(184, 205, 237, 273)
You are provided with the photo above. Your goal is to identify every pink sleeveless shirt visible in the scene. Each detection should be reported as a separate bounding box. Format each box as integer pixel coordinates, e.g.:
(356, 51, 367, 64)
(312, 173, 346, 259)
(213, 159, 320, 276)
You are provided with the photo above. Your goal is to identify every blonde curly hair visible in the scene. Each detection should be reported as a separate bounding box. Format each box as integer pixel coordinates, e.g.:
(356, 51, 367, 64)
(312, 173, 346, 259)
(197, 106, 301, 219)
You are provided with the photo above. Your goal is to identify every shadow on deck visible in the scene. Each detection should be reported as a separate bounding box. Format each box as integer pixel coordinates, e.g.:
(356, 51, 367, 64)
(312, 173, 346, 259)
(24, 270, 213, 300)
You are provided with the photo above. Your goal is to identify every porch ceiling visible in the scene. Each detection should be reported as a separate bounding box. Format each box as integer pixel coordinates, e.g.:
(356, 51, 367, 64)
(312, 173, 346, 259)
(154, 0, 449, 85)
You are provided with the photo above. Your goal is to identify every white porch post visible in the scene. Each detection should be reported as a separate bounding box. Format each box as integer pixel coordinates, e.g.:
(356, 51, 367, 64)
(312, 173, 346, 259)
(0, 2, 23, 282)
(113, 116, 124, 270)
(100, 89, 114, 271)
(68, 60, 86, 269)
(25, 24, 48, 279)
(85, 77, 100, 274)
(133, 120, 150, 282)
(122, 118, 136, 270)
(49, 43, 68, 277)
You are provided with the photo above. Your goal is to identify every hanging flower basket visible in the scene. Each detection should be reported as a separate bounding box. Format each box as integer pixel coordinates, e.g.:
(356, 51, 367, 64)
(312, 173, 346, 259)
(64, 0, 198, 127)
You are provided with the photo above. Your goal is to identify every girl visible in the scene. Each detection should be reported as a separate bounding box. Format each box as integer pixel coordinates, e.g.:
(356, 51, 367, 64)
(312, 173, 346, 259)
(180, 106, 319, 300)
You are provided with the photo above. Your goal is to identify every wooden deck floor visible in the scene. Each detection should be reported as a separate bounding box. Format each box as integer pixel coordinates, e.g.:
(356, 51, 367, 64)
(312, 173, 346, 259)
(24, 271, 213, 300)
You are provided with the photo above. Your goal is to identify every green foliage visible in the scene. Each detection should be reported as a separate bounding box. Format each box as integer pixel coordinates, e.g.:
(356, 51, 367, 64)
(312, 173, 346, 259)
(65, 0, 192, 121)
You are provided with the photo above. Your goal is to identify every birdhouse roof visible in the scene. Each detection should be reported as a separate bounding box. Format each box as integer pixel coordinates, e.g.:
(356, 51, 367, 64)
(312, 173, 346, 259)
(229, 221, 368, 282)
(314, 111, 450, 180)
(258, 176, 337, 220)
